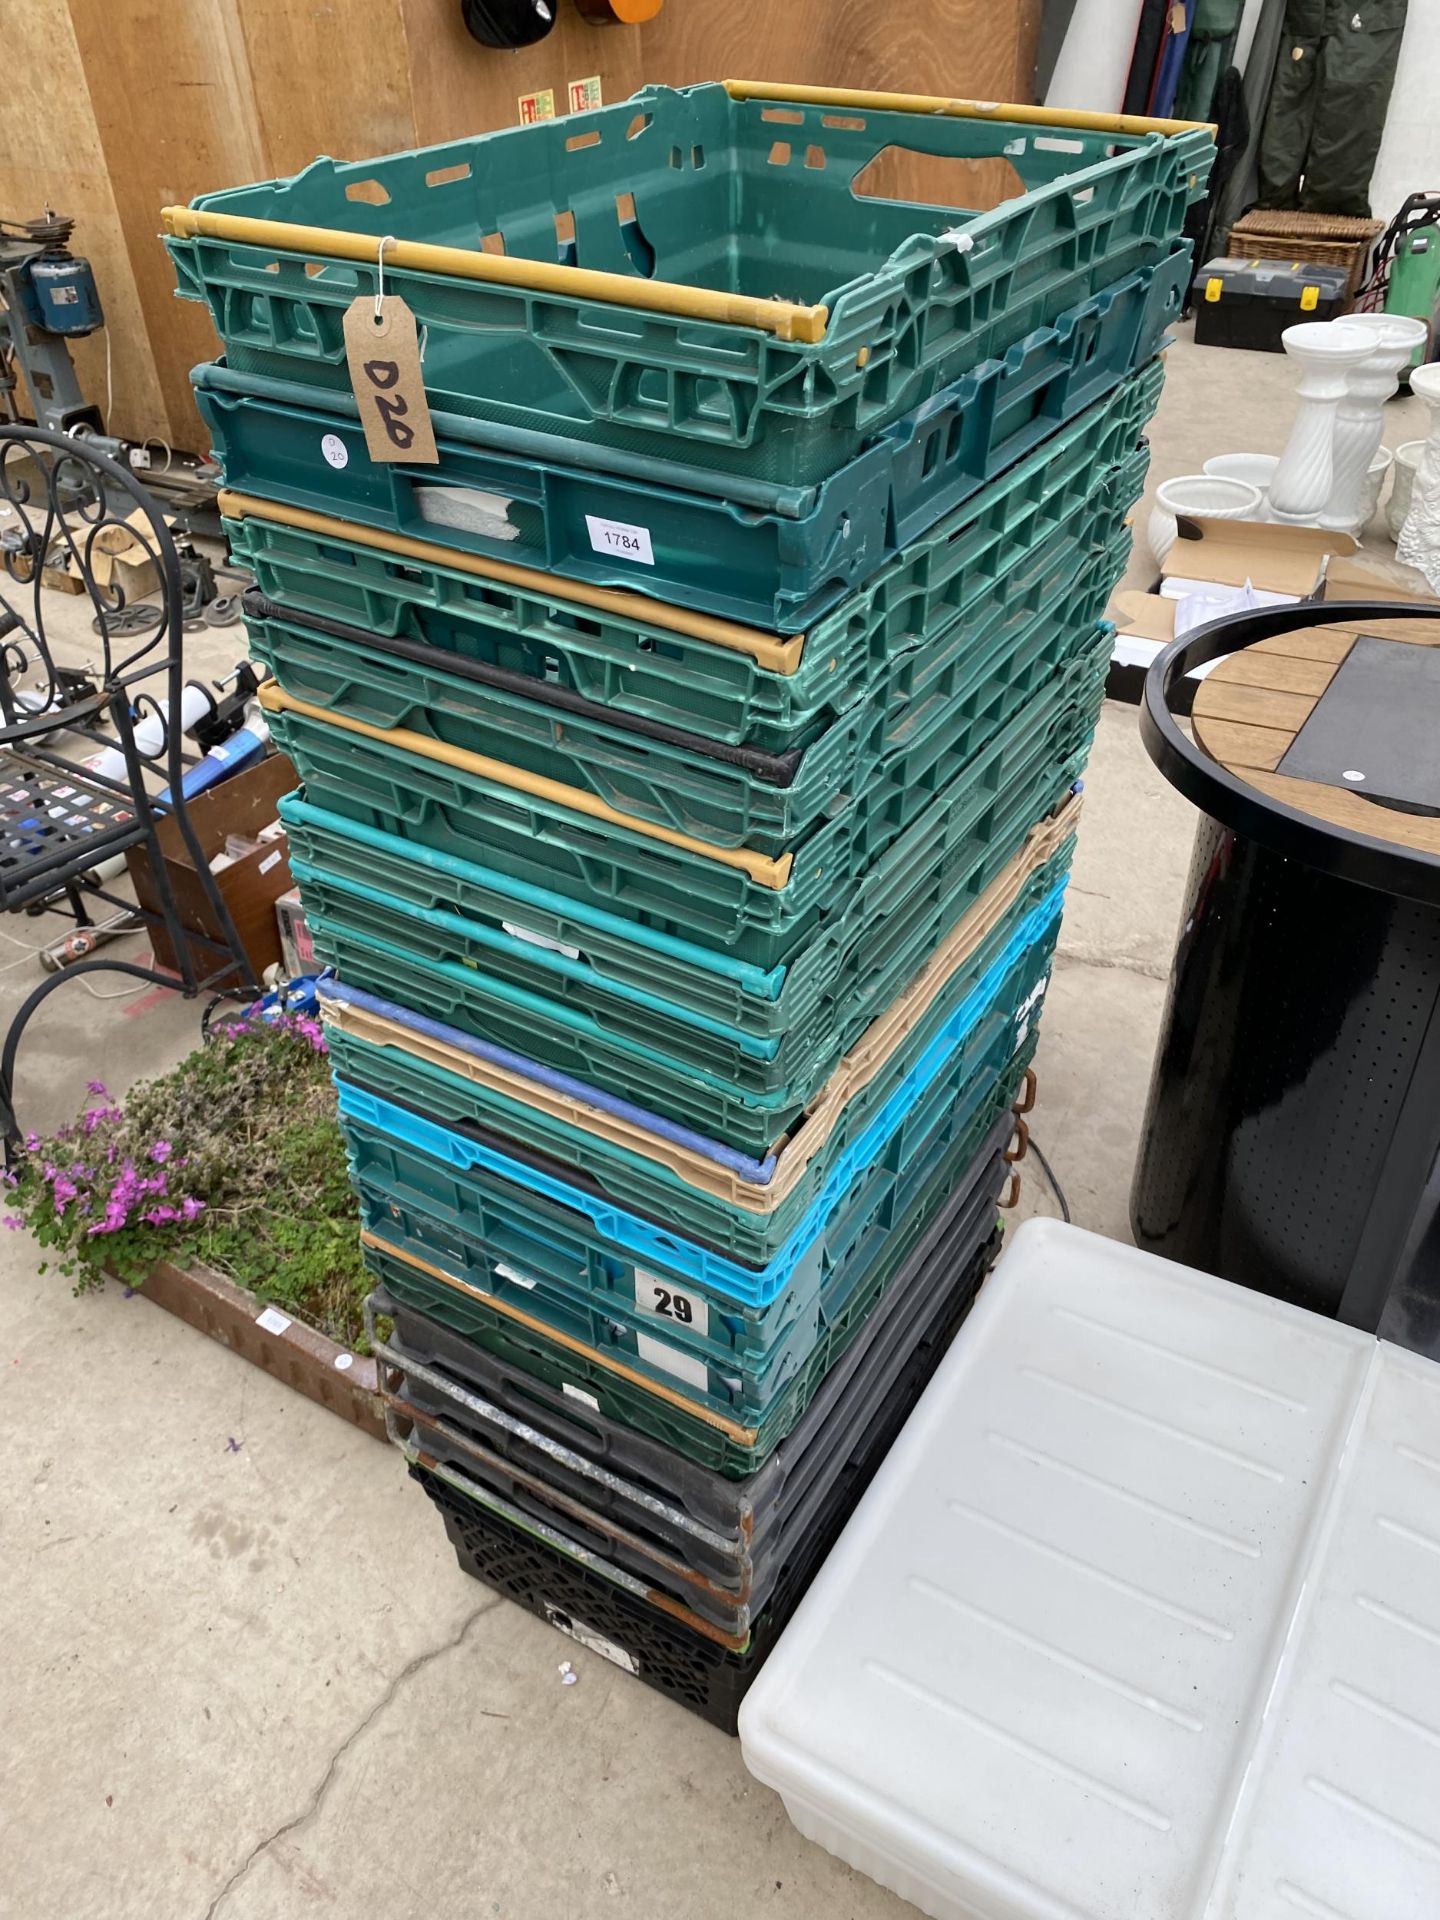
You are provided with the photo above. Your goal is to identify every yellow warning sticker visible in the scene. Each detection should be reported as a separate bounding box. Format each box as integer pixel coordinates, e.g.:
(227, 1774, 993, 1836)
(1300, 284, 1320, 310)
(1205, 276, 1223, 302)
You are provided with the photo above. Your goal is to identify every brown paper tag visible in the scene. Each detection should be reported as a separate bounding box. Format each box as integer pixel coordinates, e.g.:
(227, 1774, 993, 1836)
(341, 295, 438, 464)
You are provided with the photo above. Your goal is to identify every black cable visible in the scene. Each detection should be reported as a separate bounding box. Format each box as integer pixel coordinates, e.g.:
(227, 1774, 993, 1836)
(1028, 1136, 1072, 1225)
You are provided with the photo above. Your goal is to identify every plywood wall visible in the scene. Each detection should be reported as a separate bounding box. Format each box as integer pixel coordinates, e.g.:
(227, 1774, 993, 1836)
(1, 0, 1040, 451)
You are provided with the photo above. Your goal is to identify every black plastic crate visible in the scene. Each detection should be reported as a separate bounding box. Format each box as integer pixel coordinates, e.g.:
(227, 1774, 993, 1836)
(411, 1224, 1000, 1733)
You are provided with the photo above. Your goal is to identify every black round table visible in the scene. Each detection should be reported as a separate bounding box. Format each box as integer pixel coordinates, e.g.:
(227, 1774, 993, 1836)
(1130, 599, 1440, 1355)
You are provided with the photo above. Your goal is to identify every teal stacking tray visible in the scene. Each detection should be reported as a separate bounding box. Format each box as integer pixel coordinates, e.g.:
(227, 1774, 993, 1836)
(225, 359, 1159, 753)
(322, 834, 1070, 1261)
(167, 80, 1211, 491)
(341, 917, 1048, 1423)
(358, 1040, 1030, 1479)
(289, 704, 1083, 1150)
(335, 875, 1060, 1313)
(247, 503, 1134, 854)
(196, 239, 1181, 632)
(265, 619, 1108, 970)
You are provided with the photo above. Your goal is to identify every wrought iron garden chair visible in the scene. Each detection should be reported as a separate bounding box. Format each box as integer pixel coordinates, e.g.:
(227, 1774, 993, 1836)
(0, 424, 255, 1155)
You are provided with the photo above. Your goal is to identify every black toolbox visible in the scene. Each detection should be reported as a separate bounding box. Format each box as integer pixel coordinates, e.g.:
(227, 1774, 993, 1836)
(1192, 256, 1349, 350)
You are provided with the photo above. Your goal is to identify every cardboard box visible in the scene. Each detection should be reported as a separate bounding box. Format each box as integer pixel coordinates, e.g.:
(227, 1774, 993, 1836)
(91, 507, 167, 602)
(126, 753, 298, 984)
(41, 551, 87, 595)
(41, 505, 173, 602)
(1161, 516, 1356, 596)
(1105, 517, 1434, 705)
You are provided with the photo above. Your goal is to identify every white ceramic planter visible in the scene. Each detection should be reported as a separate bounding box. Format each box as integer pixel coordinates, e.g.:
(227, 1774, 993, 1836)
(1395, 363, 1440, 589)
(1203, 452, 1279, 517)
(1355, 444, 1394, 535)
(1386, 439, 1426, 541)
(1146, 473, 1265, 572)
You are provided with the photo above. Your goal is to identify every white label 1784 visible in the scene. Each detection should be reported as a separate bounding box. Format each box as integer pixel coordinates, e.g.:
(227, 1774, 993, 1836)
(585, 514, 654, 566)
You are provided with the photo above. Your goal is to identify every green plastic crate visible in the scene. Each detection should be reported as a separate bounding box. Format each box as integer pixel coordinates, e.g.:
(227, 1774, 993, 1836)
(196, 243, 1182, 633)
(320, 843, 1068, 1261)
(287, 749, 1072, 1041)
(275, 521, 1109, 878)
(167, 81, 1210, 490)
(347, 982, 1029, 1420)
(359, 1039, 1033, 1479)
(267, 621, 1110, 969)
(225, 359, 1160, 752)
(285, 642, 1092, 1134)
(335, 889, 1047, 1281)
(336, 879, 1058, 1311)
(248, 504, 1133, 854)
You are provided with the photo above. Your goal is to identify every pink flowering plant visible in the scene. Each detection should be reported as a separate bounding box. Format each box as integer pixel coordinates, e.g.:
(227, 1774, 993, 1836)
(4, 1009, 371, 1348)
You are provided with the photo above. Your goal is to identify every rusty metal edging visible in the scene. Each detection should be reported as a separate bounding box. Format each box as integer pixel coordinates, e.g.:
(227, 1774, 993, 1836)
(135, 1256, 386, 1442)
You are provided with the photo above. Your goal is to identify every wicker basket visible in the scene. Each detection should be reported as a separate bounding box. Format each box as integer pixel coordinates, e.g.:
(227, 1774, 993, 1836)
(1229, 210, 1384, 298)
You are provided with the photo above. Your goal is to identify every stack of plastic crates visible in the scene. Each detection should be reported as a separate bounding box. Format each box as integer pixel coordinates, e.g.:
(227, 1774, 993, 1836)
(169, 81, 1213, 1734)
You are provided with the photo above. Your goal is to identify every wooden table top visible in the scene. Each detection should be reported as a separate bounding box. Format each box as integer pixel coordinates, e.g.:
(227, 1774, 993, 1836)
(1190, 614, 1440, 858)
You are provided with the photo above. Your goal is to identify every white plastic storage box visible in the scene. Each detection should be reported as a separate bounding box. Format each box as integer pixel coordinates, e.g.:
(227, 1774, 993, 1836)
(740, 1217, 1440, 1920)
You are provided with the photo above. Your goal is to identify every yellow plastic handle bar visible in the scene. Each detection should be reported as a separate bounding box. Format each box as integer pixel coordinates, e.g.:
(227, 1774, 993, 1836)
(161, 204, 829, 345)
(723, 79, 1215, 139)
(218, 491, 804, 674)
(259, 682, 794, 888)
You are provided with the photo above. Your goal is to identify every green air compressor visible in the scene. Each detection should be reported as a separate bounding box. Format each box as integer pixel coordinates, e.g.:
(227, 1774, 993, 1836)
(1366, 192, 1440, 385)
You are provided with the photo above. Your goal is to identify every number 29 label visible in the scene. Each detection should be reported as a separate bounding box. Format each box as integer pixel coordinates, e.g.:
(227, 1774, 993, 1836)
(634, 1269, 708, 1337)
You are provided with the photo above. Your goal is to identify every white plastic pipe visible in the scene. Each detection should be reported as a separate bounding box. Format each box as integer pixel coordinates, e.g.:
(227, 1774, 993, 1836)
(83, 681, 215, 786)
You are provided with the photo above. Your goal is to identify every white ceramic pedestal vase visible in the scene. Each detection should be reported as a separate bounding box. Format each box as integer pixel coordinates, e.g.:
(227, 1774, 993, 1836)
(1320, 313, 1430, 532)
(1395, 363, 1440, 591)
(1268, 320, 1375, 523)
(1146, 473, 1264, 573)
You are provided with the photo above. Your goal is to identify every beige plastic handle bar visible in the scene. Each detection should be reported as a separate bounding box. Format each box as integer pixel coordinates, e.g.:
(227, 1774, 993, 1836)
(259, 681, 793, 887)
(162, 204, 829, 344)
(723, 78, 1215, 138)
(220, 491, 805, 672)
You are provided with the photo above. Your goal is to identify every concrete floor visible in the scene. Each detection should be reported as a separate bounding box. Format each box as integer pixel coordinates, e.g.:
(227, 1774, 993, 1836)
(0, 328, 1429, 1919)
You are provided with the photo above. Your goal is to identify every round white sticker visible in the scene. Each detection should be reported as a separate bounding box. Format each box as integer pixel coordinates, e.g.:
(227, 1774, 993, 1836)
(321, 433, 349, 470)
